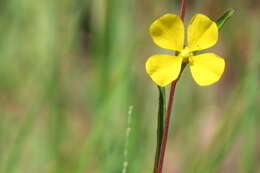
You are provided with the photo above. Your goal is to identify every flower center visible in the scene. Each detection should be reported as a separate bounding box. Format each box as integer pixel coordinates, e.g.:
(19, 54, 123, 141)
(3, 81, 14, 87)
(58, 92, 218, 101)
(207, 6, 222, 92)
(179, 46, 193, 64)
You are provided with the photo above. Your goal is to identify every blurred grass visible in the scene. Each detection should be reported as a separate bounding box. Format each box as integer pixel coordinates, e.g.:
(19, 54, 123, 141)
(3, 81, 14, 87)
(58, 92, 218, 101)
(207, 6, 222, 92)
(0, 0, 259, 173)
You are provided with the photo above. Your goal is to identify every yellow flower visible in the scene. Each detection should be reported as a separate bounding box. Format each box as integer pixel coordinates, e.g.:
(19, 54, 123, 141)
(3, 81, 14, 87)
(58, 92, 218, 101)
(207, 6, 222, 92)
(146, 13, 225, 87)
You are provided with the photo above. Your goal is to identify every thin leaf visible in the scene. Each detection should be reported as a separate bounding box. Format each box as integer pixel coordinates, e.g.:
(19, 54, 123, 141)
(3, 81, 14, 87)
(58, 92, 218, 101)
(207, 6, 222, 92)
(153, 86, 166, 173)
(216, 8, 236, 29)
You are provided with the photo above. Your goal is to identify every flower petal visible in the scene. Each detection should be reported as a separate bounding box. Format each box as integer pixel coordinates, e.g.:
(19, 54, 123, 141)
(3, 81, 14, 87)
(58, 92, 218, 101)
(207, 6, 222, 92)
(189, 53, 225, 86)
(146, 55, 182, 86)
(149, 14, 184, 51)
(188, 14, 218, 51)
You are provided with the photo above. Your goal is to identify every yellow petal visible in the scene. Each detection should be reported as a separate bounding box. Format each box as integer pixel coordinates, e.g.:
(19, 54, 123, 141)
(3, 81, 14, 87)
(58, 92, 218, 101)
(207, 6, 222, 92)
(189, 53, 225, 86)
(146, 55, 182, 86)
(188, 14, 218, 51)
(149, 14, 184, 51)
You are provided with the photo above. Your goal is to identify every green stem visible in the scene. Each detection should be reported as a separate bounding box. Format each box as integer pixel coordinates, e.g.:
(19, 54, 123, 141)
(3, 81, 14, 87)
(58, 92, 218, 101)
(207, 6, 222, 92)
(153, 87, 166, 173)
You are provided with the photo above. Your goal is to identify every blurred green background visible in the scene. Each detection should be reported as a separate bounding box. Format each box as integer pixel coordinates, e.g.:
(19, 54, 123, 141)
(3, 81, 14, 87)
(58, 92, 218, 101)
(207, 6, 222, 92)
(0, 0, 259, 173)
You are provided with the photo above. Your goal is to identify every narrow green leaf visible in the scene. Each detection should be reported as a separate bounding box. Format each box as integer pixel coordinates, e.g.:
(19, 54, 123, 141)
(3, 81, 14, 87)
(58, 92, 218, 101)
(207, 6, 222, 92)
(216, 8, 236, 29)
(153, 86, 166, 173)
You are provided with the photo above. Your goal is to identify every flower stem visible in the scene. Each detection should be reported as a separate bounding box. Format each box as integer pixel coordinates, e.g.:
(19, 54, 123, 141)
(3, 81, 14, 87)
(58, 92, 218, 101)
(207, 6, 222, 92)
(156, 81, 177, 173)
(156, 1, 186, 172)
(180, 0, 187, 20)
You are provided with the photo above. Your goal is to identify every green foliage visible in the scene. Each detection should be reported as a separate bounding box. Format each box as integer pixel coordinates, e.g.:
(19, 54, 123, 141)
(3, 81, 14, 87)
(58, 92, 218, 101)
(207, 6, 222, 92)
(0, 0, 259, 173)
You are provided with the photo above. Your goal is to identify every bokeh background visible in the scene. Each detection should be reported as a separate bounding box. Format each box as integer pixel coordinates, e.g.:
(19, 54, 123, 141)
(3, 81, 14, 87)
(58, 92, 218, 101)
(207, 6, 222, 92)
(0, 0, 259, 172)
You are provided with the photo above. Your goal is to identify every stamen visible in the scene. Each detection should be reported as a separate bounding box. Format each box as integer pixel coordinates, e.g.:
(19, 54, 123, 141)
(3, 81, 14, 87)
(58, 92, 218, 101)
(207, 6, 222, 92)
(179, 46, 193, 65)
(179, 46, 193, 58)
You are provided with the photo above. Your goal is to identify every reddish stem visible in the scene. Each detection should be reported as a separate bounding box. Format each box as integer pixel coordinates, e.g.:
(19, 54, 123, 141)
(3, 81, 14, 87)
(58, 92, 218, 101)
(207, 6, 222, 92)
(156, 81, 177, 173)
(180, 0, 187, 20)
(156, 1, 186, 172)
